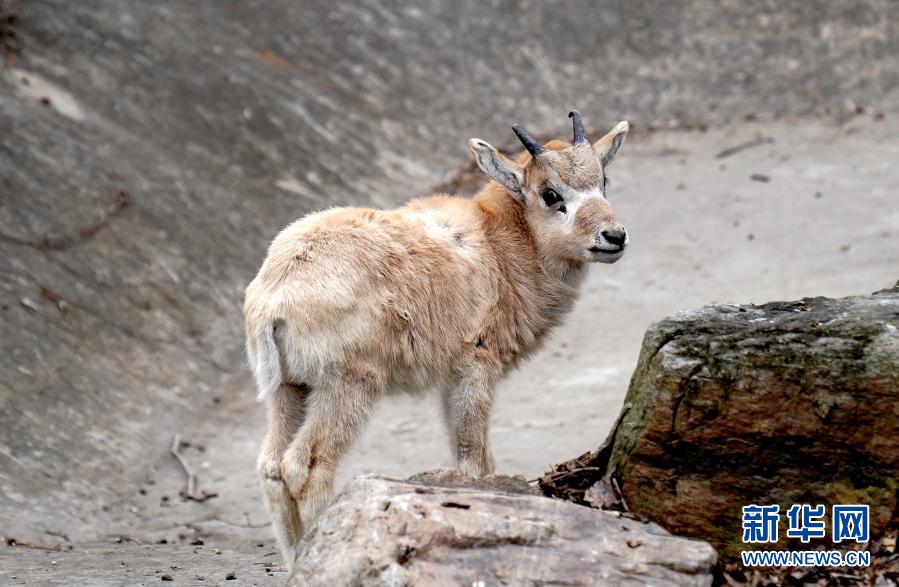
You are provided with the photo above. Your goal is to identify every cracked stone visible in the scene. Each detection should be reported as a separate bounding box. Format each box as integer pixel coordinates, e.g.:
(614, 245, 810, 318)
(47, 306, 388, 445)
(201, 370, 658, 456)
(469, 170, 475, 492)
(288, 470, 717, 586)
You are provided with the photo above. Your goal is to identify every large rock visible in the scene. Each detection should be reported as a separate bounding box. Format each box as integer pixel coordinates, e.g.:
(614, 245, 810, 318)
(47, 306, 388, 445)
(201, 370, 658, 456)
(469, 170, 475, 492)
(288, 470, 717, 586)
(569, 287, 899, 560)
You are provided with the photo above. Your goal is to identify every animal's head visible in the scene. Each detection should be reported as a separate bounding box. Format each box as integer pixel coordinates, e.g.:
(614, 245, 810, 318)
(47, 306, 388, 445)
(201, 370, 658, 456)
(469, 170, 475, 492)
(469, 111, 629, 266)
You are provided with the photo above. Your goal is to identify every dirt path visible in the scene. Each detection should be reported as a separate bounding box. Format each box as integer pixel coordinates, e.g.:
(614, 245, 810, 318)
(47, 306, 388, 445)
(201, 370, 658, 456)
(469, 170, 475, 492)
(4, 114, 896, 584)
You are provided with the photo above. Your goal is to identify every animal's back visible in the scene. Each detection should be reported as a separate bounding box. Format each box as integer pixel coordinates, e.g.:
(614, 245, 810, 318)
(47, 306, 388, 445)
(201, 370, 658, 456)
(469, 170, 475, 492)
(244, 199, 500, 394)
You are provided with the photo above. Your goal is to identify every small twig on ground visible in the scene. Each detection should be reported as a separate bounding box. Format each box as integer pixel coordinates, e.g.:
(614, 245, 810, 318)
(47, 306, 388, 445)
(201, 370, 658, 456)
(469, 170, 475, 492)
(715, 136, 774, 159)
(43, 530, 70, 541)
(170, 433, 197, 498)
(4, 536, 72, 552)
(0, 0, 21, 63)
(529, 466, 603, 483)
(170, 434, 218, 502)
(611, 476, 628, 511)
(0, 189, 129, 251)
(114, 535, 144, 545)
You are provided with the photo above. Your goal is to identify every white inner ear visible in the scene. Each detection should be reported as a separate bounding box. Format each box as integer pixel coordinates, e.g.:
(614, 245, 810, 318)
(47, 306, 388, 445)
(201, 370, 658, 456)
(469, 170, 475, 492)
(469, 139, 523, 198)
(600, 134, 624, 167)
(596, 121, 629, 167)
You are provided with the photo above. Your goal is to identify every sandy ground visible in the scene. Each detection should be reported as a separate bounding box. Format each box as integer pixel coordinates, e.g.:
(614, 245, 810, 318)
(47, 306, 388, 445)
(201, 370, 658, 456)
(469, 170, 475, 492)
(3, 114, 897, 585)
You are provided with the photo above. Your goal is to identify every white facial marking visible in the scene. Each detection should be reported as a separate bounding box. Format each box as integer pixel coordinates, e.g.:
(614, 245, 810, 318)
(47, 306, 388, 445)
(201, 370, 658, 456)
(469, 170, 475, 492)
(546, 181, 606, 232)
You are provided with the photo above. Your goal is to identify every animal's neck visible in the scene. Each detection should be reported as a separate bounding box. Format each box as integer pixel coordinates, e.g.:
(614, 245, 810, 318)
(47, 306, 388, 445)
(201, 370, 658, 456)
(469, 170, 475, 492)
(473, 182, 585, 332)
(474, 182, 586, 283)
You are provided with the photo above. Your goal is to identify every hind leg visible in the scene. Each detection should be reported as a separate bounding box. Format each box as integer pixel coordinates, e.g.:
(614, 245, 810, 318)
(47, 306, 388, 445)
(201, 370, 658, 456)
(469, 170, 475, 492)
(257, 383, 309, 570)
(280, 366, 379, 535)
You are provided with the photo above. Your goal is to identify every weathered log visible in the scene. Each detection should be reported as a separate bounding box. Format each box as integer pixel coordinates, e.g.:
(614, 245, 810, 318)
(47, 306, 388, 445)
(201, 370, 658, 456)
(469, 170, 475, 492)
(553, 286, 899, 560)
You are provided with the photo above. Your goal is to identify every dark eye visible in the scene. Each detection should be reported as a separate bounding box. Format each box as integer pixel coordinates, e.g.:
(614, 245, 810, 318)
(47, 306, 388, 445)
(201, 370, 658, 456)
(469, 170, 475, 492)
(541, 188, 565, 213)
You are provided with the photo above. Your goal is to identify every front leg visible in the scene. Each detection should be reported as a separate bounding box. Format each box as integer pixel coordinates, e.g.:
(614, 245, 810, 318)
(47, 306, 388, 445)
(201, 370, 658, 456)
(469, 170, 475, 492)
(443, 363, 497, 477)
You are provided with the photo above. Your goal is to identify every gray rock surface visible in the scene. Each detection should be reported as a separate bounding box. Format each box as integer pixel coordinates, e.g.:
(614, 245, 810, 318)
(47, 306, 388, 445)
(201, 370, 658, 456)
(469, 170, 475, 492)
(288, 470, 717, 587)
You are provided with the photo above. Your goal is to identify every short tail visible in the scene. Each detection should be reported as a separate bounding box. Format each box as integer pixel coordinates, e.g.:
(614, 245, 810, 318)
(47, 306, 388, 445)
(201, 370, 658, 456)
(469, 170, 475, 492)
(251, 320, 284, 402)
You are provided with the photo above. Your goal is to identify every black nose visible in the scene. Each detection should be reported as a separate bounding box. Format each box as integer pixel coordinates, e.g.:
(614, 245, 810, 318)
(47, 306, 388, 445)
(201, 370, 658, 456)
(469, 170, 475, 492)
(602, 228, 627, 247)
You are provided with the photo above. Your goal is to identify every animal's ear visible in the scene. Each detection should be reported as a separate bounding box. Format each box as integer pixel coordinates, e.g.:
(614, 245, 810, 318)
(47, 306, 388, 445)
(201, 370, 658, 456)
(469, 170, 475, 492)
(468, 138, 524, 200)
(594, 121, 629, 167)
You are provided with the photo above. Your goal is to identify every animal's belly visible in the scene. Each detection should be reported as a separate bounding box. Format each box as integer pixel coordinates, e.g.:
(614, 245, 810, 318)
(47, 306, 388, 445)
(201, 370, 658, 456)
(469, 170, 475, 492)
(385, 359, 457, 396)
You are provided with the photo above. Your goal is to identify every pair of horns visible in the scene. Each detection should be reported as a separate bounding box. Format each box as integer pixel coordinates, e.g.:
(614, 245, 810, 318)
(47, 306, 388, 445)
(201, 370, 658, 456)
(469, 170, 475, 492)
(511, 110, 588, 156)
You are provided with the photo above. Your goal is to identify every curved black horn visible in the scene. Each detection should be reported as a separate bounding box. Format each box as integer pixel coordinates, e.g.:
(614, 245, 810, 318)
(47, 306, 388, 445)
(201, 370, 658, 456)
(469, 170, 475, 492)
(569, 110, 587, 144)
(511, 124, 546, 156)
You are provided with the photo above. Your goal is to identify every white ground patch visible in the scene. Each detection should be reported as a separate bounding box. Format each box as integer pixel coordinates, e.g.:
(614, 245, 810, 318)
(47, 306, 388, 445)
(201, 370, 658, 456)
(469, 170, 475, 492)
(7, 68, 86, 121)
(274, 175, 306, 195)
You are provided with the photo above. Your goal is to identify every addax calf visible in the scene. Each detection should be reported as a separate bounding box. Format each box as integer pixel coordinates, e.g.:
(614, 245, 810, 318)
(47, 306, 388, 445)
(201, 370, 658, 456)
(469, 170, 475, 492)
(244, 111, 630, 568)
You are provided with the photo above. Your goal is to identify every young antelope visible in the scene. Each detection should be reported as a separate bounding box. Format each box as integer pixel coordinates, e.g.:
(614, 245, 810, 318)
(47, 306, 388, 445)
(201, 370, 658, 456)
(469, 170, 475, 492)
(244, 111, 630, 568)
